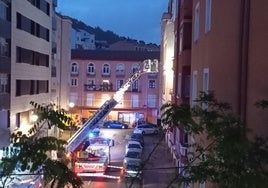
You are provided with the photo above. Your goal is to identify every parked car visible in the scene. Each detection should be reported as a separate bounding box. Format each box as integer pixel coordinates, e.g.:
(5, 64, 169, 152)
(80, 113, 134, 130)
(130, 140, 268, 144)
(125, 142, 143, 154)
(127, 140, 143, 148)
(134, 123, 159, 135)
(103, 120, 129, 129)
(132, 119, 146, 128)
(129, 133, 144, 147)
(124, 161, 143, 179)
(123, 151, 142, 166)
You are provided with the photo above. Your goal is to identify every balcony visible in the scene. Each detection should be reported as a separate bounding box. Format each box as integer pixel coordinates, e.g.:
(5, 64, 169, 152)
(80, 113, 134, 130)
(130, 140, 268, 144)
(102, 72, 111, 77)
(70, 71, 79, 76)
(178, 49, 191, 66)
(116, 69, 125, 77)
(147, 73, 157, 78)
(87, 72, 95, 76)
(84, 84, 113, 91)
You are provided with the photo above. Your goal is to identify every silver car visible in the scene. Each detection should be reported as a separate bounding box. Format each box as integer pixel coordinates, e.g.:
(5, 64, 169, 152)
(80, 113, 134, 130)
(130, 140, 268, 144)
(123, 151, 142, 167)
(134, 123, 159, 135)
(124, 161, 143, 179)
(125, 142, 143, 154)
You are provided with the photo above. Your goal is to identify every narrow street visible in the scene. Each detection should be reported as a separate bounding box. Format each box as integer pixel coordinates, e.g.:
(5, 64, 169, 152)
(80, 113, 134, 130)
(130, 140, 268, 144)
(61, 128, 177, 188)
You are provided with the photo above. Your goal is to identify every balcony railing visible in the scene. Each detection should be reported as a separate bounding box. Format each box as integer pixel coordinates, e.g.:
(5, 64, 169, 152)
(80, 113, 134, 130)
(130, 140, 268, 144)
(147, 73, 157, 78)
(116, 69, 125, 76)
(70, 71, 79, 76)
(84, 84, 113, 91)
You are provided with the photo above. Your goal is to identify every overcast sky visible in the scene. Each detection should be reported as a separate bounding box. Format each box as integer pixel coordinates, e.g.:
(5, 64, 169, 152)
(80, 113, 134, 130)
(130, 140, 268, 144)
(56, 0, 169, 45)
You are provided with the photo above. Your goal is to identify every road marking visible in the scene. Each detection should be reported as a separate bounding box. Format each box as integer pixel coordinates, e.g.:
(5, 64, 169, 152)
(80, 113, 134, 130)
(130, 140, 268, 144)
(77, 173, 120, 179)
(107, 165, 123, 169)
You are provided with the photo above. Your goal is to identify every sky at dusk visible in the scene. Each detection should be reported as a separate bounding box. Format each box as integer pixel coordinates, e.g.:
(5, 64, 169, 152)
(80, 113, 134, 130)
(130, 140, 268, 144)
(56, 0, 169, 45)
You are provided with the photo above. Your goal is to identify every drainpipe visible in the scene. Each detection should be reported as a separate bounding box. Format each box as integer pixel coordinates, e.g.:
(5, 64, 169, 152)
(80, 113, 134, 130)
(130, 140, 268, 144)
(238, 0, 250, 126)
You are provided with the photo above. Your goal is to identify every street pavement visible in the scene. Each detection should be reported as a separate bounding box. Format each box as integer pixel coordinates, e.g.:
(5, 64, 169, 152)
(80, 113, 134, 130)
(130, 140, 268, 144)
(141, 132, 178, 188)
(60, 129, 179, 188)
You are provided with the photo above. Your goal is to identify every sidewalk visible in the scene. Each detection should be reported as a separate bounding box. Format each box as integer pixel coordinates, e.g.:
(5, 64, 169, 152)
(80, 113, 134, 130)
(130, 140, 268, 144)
(142, 132, 179, 188)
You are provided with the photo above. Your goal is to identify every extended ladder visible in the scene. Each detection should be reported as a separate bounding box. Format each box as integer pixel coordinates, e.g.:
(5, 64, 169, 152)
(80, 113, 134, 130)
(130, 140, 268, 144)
(66, 59, 158, 153)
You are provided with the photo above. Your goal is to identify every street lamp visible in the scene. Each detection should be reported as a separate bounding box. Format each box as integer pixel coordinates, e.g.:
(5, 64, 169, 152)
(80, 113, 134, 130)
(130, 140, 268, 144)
(69, 102, 75, 108)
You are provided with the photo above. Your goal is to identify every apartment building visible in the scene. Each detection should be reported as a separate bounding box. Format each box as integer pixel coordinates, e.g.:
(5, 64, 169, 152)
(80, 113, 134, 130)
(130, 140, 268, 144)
(191, 0, 268, 137)
(50, 13, 72, 113)
(0, 0, 11, 148)
(161, 0, 268, 187)
(109, 40, 160, 52)
(161, 0, 193, 181)
(71, 28, 96, 50)
(70, 49, 160, 126)
(0, 0, 72, 148)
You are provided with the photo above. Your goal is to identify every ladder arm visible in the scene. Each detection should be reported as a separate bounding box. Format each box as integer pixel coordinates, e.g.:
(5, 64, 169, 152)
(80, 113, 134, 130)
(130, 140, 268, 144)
(66, 59, 158, 153)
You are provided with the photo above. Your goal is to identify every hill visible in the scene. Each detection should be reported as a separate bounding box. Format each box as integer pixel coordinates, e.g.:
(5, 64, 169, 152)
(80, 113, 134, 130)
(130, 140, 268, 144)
(69, 17, 158, 46)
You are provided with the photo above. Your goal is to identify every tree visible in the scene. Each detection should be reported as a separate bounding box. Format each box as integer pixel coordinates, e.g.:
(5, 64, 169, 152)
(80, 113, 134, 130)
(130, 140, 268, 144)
(0, 102, 83, 188)
(161, 92, 268, 188)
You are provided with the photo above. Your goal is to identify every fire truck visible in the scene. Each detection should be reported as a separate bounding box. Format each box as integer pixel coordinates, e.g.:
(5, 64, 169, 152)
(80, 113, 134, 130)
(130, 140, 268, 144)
(65, 59, 158, 176)
(73, 137, 112, 175)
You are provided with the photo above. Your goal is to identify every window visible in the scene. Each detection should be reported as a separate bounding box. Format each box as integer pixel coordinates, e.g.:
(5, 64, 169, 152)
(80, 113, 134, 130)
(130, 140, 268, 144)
(0, 74, 8, 93)
(69, 93, 78, 104)
(87, 63, 95, 75)
(148, 95, 156, 108)
(194, 2, 200, 41)
(131, 94, 139, 108)
(116, 79, 124, 90)
(16, 46, 48, 67)
(202, 68, 209, 109)
(148, 80, 156, 89)
(192, 71, 198, 106)
(102, 63, 110, 75)
(177, 73, 182, 97)
(132, 80, 138, 92)
(27, 0, 50, 16)
(116, 63, 125, 75)
(0, 37, 9, 57)
(86, 93, 94, 106)
(71, 78, 78, 87)
(0, 1, 7, 20)
(132, 64, 140, 73)
(86, 79, 95, 90)
(101, 80, 111, 91)
(179, 28, 183, 54)
(184, 75, 190, 97)
(71, 63, 78, 74)
(203, 68, 209, 93)
(16, 80, 48, 96)
(205, 0, 212, 33)
(16, 12, 50, 42)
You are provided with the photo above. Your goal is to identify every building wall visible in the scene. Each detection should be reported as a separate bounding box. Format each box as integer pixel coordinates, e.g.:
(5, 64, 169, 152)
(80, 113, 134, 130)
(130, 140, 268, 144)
(191, 0, 242, 111)
(246, 1, 268, 137)
(189, 0, 268, 187)
(57, 15, 72, 111)
(191, 0, 268, 137)
(0, 0, 11, 130)
(70, 55, 160, 125)
(10, 0, 53, 133)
